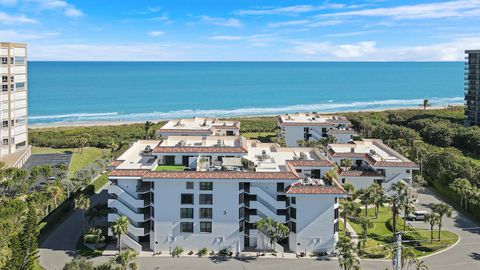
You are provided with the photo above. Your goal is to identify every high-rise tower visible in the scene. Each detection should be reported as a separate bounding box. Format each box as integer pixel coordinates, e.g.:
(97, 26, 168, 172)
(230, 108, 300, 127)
(465, 50, 480, 127)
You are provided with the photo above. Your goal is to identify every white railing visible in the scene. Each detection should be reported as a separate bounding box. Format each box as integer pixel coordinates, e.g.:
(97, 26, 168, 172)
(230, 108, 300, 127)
(109, 184, 146, 209)
(108, 213, 148, 237)
(120, 233, 142, 252)
(250, 201, 286, 223)
(248, 186, 284, 209)
(108, 199, 147, 223)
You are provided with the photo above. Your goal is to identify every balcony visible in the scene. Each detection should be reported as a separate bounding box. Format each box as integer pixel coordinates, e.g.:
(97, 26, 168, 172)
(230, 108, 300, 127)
(108, 184, 150, 208)
(108, 213, 150, 236)
(108, 199, 150, 222)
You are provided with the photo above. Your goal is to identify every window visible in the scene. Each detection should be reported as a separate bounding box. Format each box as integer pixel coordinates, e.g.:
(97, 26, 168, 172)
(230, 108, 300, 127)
(2, 85, 7, 91)
(277, 183, 284, 192)
(289, 221, 296, 233)
(342, 178, 345, 184)
(14, 57, 25, 64)
(200, 222, 212, 233)
(186, 182, 194, 189)
(1, 76, 7, 83)
(291, 197, 296, 204)
(199, 182, 213, 190)
(199, 194, 212, 205)
(10, 76, 13, 83)
(180, 208, 193, 219)
(2, 138, 8, 145)
(2, 120, 8, 128)
(295, 169, 302, 173)
(181, 194, 194, 204)
(239, 221, 244, 232)
(1, 57, 7, 65)
(289, 207, 296, 219)
(10, 57, 13, 64)
(15, 82, 24, 90)
(180, 222, 193, 233)
(200, 208, 212, 219)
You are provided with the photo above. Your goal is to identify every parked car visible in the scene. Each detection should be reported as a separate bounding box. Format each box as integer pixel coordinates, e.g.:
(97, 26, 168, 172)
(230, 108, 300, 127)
(406, 210, 429, 221)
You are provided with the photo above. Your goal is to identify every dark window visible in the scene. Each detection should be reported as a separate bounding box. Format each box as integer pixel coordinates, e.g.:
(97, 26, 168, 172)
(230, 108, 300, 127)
(239, 182, 244, 190)
(295, 169, 302, 173)
(311, 169, 321, 179)
(181, 194, 194, 204)
(226, 130, 234, 136)
(277, 195, 287, 201)
(239, 193, 244, 204)
(200, 222, 212, 233)
(199, 182, 213, 190)
(182, 156, 193, 166)
(180, 222, 193, 233)
(290, 221, 296, 233)
(304, 127, 309, 132)
(180, 208, 193, 219)
(164, 155, 175, 165)
(200, 208, 212, 219)
(239, 221, 244, 232)
(2, 120, 8, 128)
(342, 178, 346, 184)
(1, 76, 7, 83)
(199, 194, 212, 204)
(291, 197, 296, 204)
(334, 208, 339, 219)
(238, 207, 245, 219)
(277, 183, 285, 192)
(186, 182, 194, 189)
(290, 207, 297, 219)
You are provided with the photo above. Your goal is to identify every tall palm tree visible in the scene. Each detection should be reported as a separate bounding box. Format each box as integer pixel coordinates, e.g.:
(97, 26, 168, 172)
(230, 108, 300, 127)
(340, 159, 353, 171)
(342, 183, 356, 200)
(357, 187, 374, 218)
(431, 203, 453, 240)
(336, 237, 360, 270)
(423, 99, 429, 110)
(390, 182, 408, 234)
(403, 197, 415, 231)
(370, 183, 385, 218)
(46, 184, 64, 208)
(111, 216, 130, 253)
(340, 200, 360, 236)
(144, 121, 154, 139)
(424, 213, 439, 243)
(74, 194, 91, 232)
(357, 216, 373, 254)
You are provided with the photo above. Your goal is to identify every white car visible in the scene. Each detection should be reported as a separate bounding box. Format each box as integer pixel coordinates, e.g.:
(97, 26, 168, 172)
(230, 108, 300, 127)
(407, 210, 429, 221)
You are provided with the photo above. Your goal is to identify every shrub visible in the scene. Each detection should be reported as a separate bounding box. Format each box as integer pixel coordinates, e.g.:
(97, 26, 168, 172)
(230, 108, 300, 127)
(172, 246, 184, 257)
(362, 239, 389, 258)
(218, 247, 231, 257)
(198, 247, 208, 257)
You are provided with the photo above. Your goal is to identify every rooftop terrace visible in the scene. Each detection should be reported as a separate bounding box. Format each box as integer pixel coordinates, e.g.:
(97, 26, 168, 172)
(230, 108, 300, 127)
(159, 117, 240, 131)
(278, 112, 350, 126)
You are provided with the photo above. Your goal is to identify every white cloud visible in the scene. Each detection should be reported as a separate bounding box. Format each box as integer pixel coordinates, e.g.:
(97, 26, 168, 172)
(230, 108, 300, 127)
(236, 4, 345, 16)
(149, 13, 171, 24)
(64, 7, 83, 17)
(268, 20, 310, 28)
(148, 31, 164, 37)
(210, 35, 244, 41)
(29, 43, 184, 61)
(198, 15, 242, 27)
(0, 11, 36, 24)
(324, 30, 381, 38)
(322, 0, 480, 20)
(0, 30, 59, 40)
(290, 36, 480, 61)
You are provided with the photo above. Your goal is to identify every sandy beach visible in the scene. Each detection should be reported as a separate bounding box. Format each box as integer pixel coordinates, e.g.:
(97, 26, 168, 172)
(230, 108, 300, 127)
(28, 104, 462, 129)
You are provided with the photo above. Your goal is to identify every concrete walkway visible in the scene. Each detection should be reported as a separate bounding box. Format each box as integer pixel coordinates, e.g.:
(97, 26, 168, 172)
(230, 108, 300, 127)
(345, 221, 360, 254)
(39, 182, 110, 270)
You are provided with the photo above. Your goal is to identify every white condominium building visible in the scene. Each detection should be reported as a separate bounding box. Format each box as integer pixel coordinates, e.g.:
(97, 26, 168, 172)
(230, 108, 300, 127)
(108, 136, 345, 255)
(0, 42, 30, 168)
(326, 139, 419, 191)
(277, 113, 357, 146)
(157, 117, 240, 138)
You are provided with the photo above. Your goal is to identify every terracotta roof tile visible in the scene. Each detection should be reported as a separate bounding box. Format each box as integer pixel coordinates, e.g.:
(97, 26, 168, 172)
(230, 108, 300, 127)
(109, 169, 150, 177)
(286, 185, 346, 195)
(287, 160, 335, 167)
(144, 171, 298, 180)
(152, 146, 248, 153)
(339, 170, 383, 177)
(109, 160, 124, 167)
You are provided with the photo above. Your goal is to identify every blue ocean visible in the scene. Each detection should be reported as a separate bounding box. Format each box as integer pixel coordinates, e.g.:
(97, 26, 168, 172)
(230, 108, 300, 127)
(28, 62, 464, 124)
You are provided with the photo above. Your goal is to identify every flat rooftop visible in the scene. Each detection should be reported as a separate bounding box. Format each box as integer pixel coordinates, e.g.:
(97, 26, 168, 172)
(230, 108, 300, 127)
(158, 135, 242, 148)
(278, 112, 350, 126)
(328, 139, 418, 168)
(115, 140, 160, 170)
(159, 117, 240, 131)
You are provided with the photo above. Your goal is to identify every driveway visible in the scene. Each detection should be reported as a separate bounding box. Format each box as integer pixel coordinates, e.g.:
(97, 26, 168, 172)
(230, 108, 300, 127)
(39, 182, 110, 270)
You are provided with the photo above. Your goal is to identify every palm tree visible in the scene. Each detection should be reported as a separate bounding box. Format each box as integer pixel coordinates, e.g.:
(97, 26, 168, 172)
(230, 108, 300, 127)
(340, 200, 360, 236)
(357, 187, 374, 218)
(340, 159, 353, 171)
(256, 217, 289, 254)
(111, 216, 130, 253)
(336, 236, 360, 270)
(46, 184, 64, 208)
(403, 197, 415, 231)
(390, 182, 408, 234)
(78, 136, 89, 154)
(323, 169, 338, 185)
(343, 183, 356, 199)
(111, 249, 138, 270)
(413, 258, 429, 270)
(422, 99, 429, 110)
(424, 213, 439, 243)
(370, 183, 385, 218)
(144, 121, 154, 139)
(84, 227, 105, 248)
(431, 203, 452, 240)
(401, 247, 416, 270)
(74, 194, 91, 232)
(357, 216, 373, 254)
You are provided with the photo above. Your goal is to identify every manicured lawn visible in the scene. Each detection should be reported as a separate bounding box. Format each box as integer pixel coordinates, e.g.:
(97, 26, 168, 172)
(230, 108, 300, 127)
(349, 206, 458, 258)
(155, 165, 186, 171)
(31, 146, 107, 177)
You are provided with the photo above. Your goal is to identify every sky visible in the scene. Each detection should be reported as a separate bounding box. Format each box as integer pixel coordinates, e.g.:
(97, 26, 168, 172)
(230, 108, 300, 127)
(1, 0, 480, 61)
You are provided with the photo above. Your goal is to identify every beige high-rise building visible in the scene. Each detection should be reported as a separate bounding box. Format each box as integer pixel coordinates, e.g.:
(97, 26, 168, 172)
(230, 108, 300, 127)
(0, 42, 31, 168)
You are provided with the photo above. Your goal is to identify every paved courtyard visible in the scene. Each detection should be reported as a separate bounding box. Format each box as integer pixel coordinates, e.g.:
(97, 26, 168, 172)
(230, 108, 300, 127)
(39, 187, 480, 270)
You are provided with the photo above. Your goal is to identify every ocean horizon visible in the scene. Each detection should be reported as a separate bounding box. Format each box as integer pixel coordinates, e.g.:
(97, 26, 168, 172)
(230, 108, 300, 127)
(28, 61, 464, 124)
